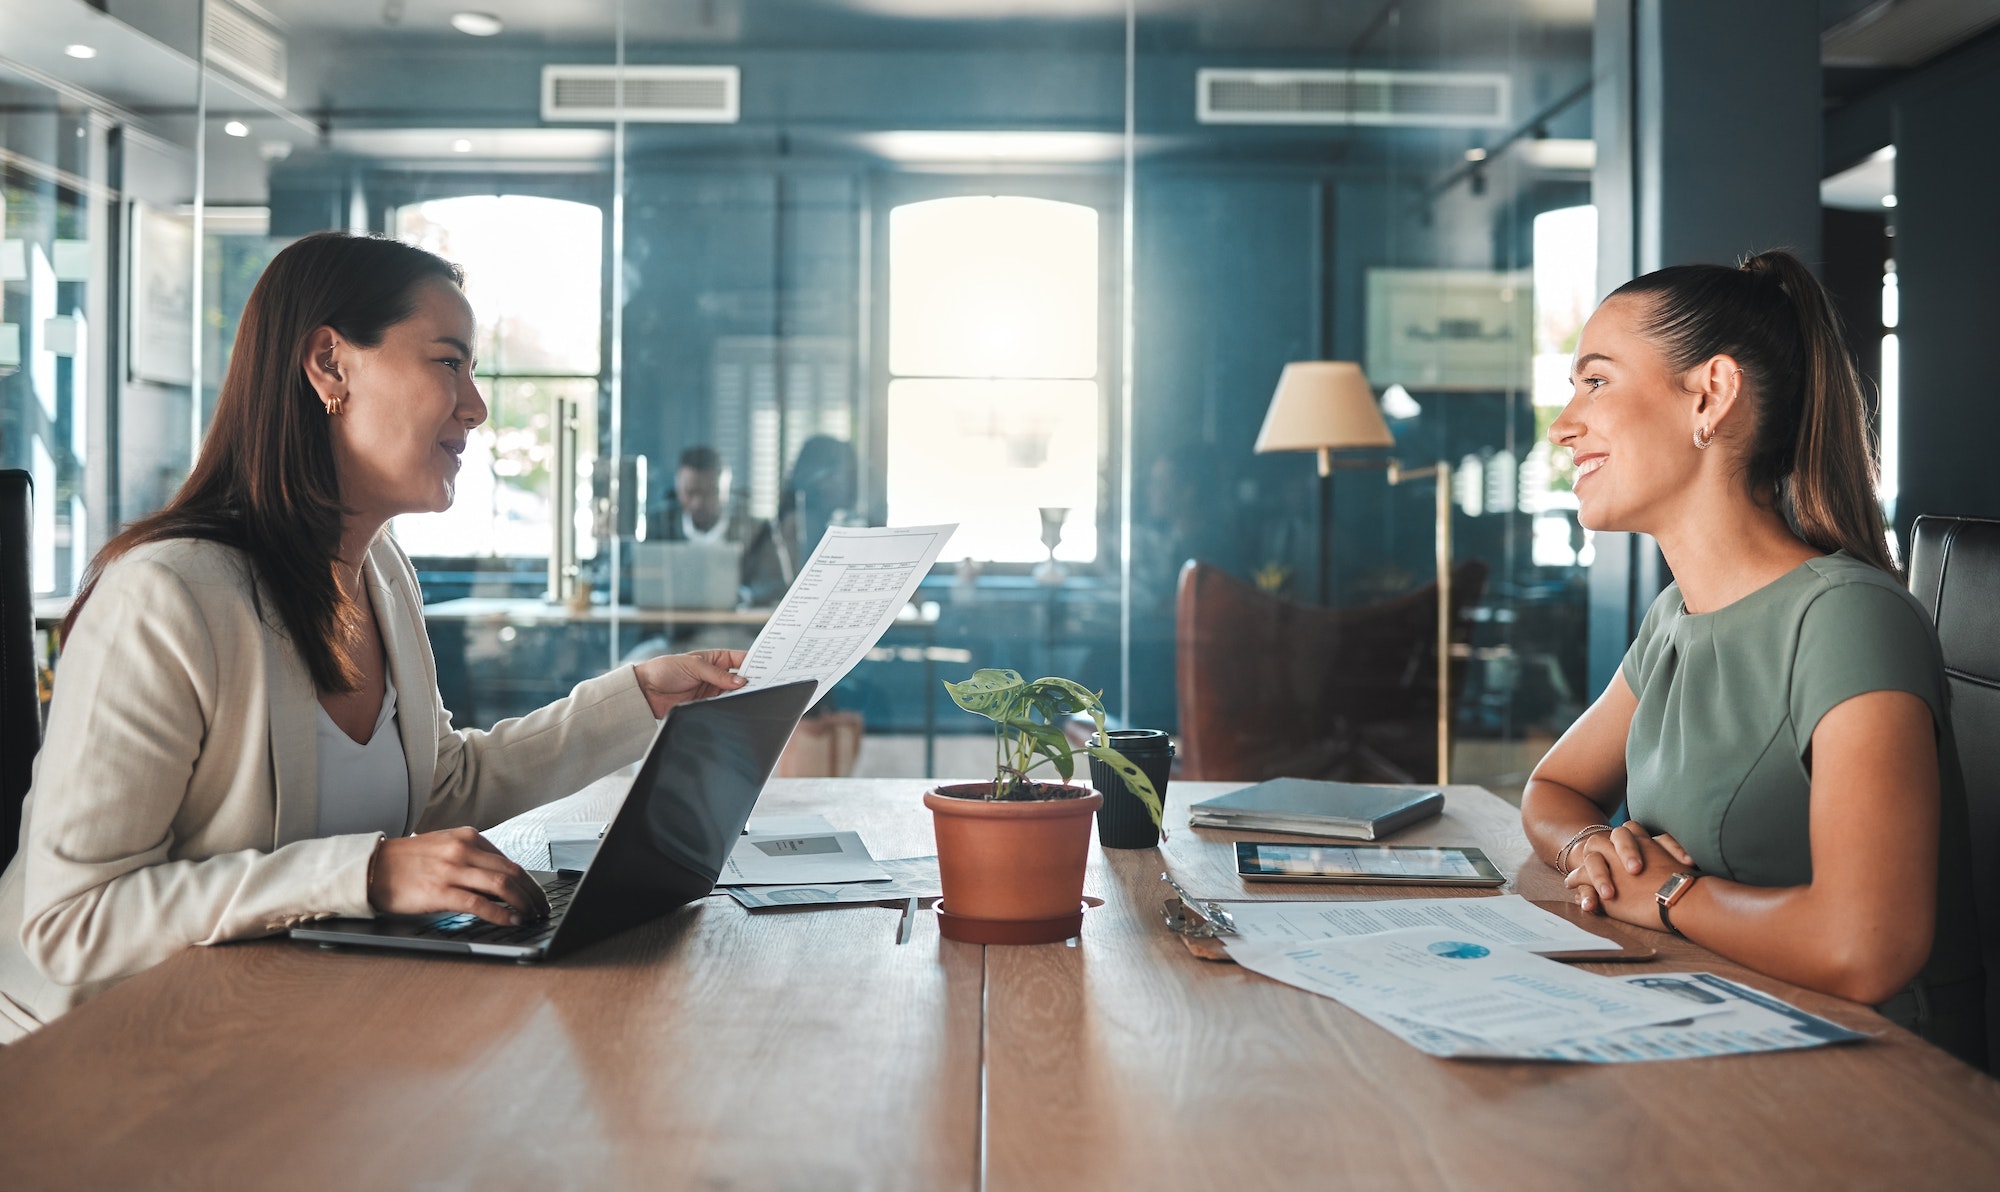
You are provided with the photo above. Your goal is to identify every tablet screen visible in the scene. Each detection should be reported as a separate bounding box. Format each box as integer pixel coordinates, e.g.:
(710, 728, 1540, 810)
(1235, 843, 1504, 884)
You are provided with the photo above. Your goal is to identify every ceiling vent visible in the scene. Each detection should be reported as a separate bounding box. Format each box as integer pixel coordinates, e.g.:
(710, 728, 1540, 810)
(541, 65, 741, 123)
(1197, 69, 1510, 128)
(204, 0, 288, 100)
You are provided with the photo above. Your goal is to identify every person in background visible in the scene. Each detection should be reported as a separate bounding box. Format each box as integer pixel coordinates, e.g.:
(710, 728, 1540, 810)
(740, 435, 860, 607)
(0, 232, 746, 1041)
(1520, 248, 1983, 1067)
(655, 445, 754, 546)
(626, 445, 762, 661)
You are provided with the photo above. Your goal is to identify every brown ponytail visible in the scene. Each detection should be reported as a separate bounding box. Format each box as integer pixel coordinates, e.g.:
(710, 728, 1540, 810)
(1609, 249, 1895, 575)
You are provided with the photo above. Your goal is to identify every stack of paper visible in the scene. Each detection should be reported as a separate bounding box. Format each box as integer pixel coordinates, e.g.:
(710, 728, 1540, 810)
(1216, 895, 1622, 955)
(719, 815, 890, 886)
(1224, 926, 1866, 1062)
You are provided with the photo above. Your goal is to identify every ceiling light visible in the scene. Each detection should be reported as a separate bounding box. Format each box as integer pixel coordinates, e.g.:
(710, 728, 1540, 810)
(64, 44, 97, 59)
(451, 138, 474, 153)
(1881, 195, 1898, 208)
(1464, 147, 1488, 162)
(450, 11, 504, 36)
(223, 121, 250, 138)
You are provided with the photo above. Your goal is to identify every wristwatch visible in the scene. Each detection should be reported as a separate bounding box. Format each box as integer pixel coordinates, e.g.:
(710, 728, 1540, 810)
(1655, 871, 1703, 936)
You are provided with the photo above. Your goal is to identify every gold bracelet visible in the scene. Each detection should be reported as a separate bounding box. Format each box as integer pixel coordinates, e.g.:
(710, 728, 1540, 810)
(1554, 824, 1613, 872)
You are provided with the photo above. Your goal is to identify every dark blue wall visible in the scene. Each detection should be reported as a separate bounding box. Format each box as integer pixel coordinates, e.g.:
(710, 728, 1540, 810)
(1825, 31, 2000, 539)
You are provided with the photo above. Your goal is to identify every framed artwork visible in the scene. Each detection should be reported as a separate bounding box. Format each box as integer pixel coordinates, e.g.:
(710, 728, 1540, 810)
(1365, 268, 1532, 391)
(129, 202, 194, 386)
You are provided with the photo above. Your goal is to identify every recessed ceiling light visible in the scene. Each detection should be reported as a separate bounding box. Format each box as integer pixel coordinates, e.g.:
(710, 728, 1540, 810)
(65, 44, 97, 59)
(451, 138, 474, 153)
(450, 12, 503, 36)
(223, 120, 250, 138)
(1881, 195, 1898, 208)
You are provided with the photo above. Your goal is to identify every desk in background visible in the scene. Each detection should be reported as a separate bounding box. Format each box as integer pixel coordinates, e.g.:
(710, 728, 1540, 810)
(1, 781, 1996, 1189)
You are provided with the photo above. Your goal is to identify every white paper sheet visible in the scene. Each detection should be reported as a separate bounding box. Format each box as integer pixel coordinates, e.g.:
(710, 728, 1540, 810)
(1218, 895, 1621, 954)
(734, 524, 956, 706)
(718, 829, 890, 886)
(1224, 927, 1723, 1050)
(1363, 971, 1868, 1062)
(726, 856, 942, 909)
(542, 815, 842, 872)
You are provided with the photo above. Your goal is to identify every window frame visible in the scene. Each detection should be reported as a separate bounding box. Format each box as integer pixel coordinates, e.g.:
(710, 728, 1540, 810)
(865, 170, 1124, 575)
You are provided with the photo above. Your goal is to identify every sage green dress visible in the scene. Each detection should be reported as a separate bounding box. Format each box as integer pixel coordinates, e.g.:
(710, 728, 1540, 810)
(1621, 552, 1985, 1065)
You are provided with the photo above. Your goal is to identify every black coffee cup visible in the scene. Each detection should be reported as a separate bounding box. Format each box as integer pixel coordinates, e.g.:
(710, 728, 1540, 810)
(1087, 729, 1173, 849)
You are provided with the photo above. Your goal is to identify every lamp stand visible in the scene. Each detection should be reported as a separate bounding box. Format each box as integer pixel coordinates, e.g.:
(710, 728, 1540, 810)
(1387, 459, 1453, 785)
(1315, 447, 1333, 605)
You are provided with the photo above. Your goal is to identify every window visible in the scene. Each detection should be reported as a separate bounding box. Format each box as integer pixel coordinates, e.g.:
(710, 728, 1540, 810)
(886, 195, 1100, 562)
(390, 195, 603, 560)
(1526, 204, 1597, 568)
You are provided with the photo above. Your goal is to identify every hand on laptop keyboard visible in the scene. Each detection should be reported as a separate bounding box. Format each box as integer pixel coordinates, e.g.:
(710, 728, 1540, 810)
(367, 826, 552, 925)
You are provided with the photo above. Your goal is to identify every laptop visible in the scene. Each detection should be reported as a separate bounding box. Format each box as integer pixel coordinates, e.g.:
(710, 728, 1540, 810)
(631, 540, 741, 611)
(291, 679, 817, 962)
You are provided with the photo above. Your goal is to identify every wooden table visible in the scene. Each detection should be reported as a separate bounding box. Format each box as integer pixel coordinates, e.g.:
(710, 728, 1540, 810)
(1, 779, 1996, 1191)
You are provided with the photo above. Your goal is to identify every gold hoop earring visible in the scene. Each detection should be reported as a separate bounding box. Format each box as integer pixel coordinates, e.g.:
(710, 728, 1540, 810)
(323, 395, 345, 416)
(1693, 425, 1714, 450)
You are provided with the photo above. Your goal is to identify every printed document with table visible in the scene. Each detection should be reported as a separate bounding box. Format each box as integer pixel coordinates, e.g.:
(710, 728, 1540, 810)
(735, 524, 956, 705)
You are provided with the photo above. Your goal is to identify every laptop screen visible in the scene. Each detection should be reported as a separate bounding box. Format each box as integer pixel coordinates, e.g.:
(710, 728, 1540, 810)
(549, 680, 815, 956)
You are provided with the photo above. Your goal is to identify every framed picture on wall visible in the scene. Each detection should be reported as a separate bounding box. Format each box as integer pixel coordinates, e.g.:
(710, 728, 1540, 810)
(129, 202, 194, 387)
(1366, 268, 1532, 391)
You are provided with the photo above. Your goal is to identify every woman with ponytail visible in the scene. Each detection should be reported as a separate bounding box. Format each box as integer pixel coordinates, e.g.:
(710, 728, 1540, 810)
(1521, 249, 1984, 1065)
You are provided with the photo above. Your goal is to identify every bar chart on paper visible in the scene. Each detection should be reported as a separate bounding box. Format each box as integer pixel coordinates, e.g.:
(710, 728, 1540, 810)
(736, 524, 957, 704)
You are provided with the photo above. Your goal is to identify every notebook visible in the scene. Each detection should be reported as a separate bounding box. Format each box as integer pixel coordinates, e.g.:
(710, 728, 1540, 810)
(1188, 778, 1445, 841)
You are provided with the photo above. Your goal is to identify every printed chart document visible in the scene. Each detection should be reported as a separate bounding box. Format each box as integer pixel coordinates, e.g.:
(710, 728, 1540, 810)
(727, 856, 942, 909)
(735, 524, 957, 706)
(1224, 927, 1723, 1052)
(1515, 972, 1867, 1063)
(1219, 895, 1621, 955)
(720, 826, 890, 886)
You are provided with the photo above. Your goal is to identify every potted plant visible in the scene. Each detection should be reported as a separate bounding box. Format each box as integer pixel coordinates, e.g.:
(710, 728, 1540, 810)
(924, 669, 1163, 944)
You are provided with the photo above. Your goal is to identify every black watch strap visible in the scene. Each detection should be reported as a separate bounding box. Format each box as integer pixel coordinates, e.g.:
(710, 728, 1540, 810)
(1658, 896, 1682, 937)
(1656, 871, 1701, 936)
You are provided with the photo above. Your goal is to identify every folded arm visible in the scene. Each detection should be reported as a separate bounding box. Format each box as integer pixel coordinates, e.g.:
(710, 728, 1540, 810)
(1566, 690, 1938, 1004)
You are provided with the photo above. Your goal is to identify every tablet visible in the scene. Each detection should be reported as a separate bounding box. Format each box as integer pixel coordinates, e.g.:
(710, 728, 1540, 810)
(1235, 842, 1505, 886)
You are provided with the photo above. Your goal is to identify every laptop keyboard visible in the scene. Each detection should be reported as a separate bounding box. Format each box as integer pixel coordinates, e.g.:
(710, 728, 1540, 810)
(415, 873, 580, 947)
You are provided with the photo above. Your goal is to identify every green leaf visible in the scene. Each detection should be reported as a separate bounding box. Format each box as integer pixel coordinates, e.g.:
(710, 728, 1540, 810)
(942, 669, 1026, 721)
(1029, 676, 1103, 716)
(1084, 744, 1166, 836)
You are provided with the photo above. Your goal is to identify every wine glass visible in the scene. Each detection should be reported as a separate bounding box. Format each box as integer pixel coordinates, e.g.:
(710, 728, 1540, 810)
(1034, 506, 1069, 586)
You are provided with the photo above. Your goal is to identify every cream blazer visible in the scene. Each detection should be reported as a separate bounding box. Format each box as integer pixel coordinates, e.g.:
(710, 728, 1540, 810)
(0, 535, 659, 1041)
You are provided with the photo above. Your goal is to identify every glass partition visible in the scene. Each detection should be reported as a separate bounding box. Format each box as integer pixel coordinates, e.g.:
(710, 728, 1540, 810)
(17, 0, 1606, 789)
(1131, 0, 1595, 799)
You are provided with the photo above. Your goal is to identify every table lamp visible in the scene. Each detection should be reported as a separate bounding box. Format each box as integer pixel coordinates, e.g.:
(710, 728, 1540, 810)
(1254, 361, 1455, 782)
(1254, 362, 1394, 605)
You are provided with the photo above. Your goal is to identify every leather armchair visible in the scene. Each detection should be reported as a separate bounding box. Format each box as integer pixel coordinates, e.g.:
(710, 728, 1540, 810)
(1908, 515, 2000, 1073)
(1175, 558, 1487, 784)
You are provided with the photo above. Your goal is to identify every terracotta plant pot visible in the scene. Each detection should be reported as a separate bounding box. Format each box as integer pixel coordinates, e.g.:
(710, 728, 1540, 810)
(924, 782, 1101, 945)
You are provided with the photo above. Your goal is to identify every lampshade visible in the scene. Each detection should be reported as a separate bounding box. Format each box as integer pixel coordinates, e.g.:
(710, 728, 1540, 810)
(1253, 361, 1395, 455)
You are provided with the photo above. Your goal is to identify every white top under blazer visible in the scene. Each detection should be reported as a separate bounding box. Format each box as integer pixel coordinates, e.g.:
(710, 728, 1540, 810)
(314, 669, 410, 840)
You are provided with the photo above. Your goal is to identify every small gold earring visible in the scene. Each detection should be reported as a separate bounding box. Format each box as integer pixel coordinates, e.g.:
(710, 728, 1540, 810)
(323, 394, 345, 416)
(1693, 425, 1714, 450)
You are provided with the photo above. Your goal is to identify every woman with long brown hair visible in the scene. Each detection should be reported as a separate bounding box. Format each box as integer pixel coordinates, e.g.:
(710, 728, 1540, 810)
(0, 232, 745, 1039)
(1522, 249, 1983, 1065)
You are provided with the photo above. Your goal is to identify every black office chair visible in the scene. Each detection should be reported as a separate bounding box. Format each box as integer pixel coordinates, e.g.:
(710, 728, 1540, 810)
(0, 470, 37, 873)
(1908, 515, 2000, 1074)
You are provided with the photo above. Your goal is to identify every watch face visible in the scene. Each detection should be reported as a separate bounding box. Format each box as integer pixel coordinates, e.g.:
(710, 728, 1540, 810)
(1659, 872, 1694, 904)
